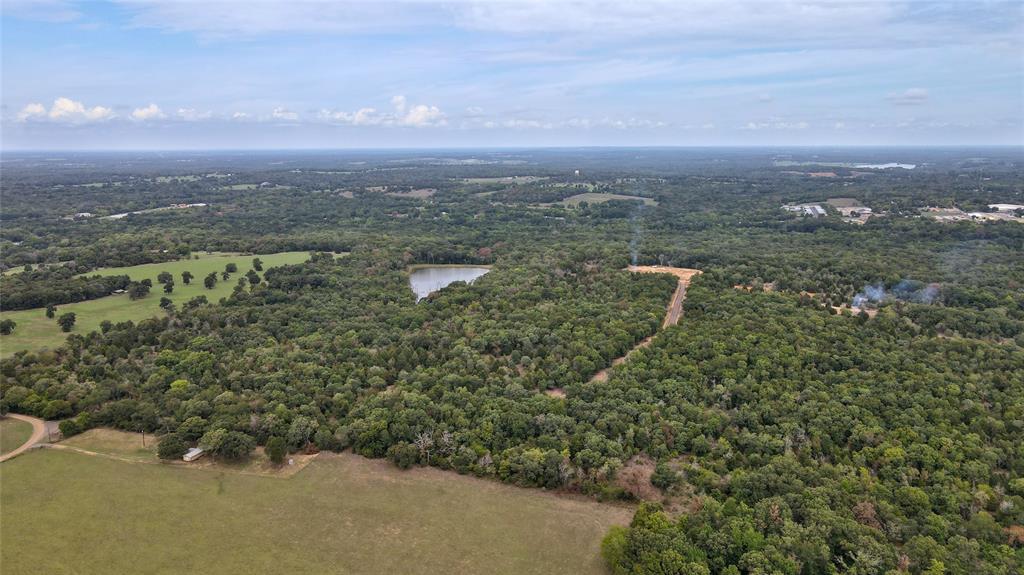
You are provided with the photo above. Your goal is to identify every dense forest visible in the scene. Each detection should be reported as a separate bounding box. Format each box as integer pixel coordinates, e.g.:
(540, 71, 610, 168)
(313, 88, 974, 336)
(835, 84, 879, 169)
(1, 149, 1022, 574)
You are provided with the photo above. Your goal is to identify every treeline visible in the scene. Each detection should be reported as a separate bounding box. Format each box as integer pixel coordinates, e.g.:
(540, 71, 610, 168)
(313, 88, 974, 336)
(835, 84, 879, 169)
(0, 267, 132, 311)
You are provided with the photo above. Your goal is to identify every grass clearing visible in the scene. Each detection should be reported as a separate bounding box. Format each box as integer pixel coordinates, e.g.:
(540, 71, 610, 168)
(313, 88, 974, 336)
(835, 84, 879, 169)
(1, 448, 631, 574)
(825, 197, 864, 208)
(0, 251, 311, 357)
(558, 192, 658, 207)
(60, 428, 157, 462)
(0, 417, 33, 456)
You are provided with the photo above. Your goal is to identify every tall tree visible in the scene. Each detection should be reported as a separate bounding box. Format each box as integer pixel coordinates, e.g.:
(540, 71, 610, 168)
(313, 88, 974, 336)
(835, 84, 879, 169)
(57, 312, 76, 332)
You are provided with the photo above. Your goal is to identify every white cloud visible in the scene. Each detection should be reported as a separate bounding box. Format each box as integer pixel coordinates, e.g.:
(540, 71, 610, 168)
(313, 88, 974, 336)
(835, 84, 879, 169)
(887, 88, 929, 105)
(272, 107, 299, 121)
(231, 112, 250, 120)
(16, 102, 47, 121)
(401, 104, 445, 127)
(177, 108, 212, 121)
(318, 96, 446, 127)
(131, 103, 165, 121)
(49, 97, 115, 122)
(742, 119, 809, 130)
(16, 97, 115, 123)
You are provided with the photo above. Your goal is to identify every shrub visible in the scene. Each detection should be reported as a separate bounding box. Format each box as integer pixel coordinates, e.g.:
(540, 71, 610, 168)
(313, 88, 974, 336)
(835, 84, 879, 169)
(266, 436, 287, 465)
(157, 433, 189, 460)
(651, 462, 680, 491)
(387, 442, 419, 469)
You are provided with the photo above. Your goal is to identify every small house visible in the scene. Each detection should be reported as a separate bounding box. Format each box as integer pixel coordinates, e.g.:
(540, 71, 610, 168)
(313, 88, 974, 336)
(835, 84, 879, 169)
(183, 447, 205, 462)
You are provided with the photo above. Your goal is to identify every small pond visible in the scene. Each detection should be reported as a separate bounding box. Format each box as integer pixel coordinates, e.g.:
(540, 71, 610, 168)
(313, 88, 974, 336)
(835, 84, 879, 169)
(409, 266, 490, 301)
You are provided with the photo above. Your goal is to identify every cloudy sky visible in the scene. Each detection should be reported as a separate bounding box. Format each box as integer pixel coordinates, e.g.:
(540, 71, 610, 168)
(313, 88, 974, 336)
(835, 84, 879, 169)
(1, 0, 1021, 149)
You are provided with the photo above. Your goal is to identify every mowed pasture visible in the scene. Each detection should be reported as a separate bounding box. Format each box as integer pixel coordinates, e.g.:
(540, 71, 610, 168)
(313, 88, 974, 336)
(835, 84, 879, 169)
(0, 252, 311, 356)
(0, 417, 33, 456)
(558, 192, 658, 207)
(1, 447, 632, 575)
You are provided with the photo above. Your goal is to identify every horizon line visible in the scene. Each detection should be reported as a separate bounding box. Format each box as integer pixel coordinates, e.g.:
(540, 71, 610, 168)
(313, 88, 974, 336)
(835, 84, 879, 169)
(3, 144, 1022, 154)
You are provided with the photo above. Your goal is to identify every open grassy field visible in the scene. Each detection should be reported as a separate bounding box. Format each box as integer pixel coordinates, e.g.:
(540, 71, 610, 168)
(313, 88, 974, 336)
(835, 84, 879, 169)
(558, 192, 658, 207)
(0, 417, 34, 456)
(1, 447, 631, 574)
(0, 251, 311, 357)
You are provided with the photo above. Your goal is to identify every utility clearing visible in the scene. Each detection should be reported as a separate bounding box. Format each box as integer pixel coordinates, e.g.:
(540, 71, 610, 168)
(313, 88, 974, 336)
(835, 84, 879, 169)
(589, 266, 701, 384)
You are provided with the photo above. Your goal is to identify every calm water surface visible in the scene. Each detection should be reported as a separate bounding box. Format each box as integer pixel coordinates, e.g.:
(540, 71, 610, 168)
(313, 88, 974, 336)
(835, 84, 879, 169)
(409, 266, 490, 301)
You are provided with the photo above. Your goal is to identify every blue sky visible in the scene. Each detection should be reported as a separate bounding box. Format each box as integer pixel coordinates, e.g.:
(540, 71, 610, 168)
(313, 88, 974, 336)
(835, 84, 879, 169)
(1, 0, 1022, 149)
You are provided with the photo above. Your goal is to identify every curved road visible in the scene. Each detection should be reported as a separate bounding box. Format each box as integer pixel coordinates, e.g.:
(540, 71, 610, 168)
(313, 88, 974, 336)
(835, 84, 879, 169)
(0, 413, 47, 463)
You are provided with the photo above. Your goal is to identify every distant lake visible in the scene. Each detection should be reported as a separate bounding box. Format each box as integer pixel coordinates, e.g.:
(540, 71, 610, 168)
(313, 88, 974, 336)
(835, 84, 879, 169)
(409, 266, 490, 301)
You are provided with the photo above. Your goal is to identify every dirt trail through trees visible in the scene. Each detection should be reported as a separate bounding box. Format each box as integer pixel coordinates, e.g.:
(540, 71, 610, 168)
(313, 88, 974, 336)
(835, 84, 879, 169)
(0, 413, 47, 462)
(589, 266, 701, 383)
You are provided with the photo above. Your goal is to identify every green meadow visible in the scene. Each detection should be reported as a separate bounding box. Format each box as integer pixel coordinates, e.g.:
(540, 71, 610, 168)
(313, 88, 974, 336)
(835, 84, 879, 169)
(0, 252, 311, 357)
(0, 447, 630, 574)
(0, 417, 34, 456)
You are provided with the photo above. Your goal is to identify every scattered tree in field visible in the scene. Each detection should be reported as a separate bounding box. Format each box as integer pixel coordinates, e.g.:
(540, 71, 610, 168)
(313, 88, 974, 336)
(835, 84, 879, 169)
(246, 269, 260, 286)
(266, 436, 287, 465)
(204, 273, 217, 289)
(159, 297, 174, 310)
(163, 279, 174, 293)
(140, 278, 152, 288)
(100, 320, 113, 333)
(157, 433, 189, 460)
(157, 271, 173, 284)
(128, 282, 151, 300)
(45, 304, 56, 318)
(225, 262, 238, 273)
(0, 319, 16, 335)
(181, 270, 193, 285)
(252, 257, 263, 271)
(57, 312, 76, 332)
(221, 270, 230, 281)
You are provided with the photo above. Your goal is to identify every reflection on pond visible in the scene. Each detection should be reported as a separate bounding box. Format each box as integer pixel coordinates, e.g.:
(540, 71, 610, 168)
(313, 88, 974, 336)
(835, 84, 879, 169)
(409, 266, 490, 301)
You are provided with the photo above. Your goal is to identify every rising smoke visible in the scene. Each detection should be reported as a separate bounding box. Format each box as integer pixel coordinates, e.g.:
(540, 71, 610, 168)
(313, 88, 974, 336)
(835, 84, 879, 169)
(853, 280, 940, 307)
(629, 204, 645, 265)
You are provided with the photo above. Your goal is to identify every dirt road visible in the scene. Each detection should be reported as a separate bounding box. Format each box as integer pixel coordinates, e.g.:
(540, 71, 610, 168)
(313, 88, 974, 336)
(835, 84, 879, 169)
(0, 413, 47, 463)
(590, 266, 701, 383)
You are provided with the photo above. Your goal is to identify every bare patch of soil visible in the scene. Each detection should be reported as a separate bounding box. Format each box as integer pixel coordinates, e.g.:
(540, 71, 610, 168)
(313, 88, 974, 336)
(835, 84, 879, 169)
(614, 455, 660, 501)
